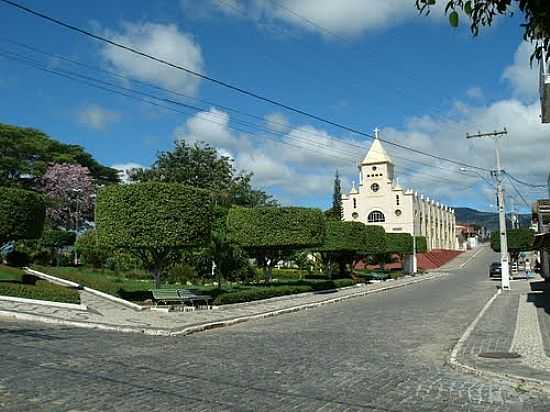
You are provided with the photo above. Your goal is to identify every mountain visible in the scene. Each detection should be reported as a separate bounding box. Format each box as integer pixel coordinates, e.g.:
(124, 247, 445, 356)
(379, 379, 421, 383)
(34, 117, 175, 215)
(453, 207, 531, 232)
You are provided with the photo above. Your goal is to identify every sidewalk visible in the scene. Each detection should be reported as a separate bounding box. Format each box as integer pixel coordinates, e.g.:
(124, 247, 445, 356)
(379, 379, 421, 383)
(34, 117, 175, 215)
(0, 270, 448, 336)
(453, 273, 550, 391)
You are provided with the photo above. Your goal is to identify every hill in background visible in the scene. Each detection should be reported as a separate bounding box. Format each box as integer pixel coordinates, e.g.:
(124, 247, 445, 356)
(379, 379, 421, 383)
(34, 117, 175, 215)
(454, 207, 531, 232)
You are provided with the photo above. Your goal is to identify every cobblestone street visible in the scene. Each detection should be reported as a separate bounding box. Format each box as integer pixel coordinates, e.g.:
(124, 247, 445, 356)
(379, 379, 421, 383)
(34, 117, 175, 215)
(1, 247, 549, 411)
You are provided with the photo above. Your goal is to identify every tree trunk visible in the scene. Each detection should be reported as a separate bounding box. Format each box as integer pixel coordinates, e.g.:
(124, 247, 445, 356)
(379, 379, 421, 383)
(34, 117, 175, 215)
(152, 268, 162, 289)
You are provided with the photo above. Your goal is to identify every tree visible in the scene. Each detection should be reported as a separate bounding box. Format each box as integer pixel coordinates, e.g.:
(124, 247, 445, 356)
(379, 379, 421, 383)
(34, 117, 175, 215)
(317, 220, 368, 277)
(39, 228, 77, 266)
(416, 1, 550, 61)
(0, 187, 46, 245)
(75, 229, 109, 268)
(327, 170, 343, 220)
(38, 164, 94, 231)
(96, 182, 212, 288)
(0, 123, 119, 187)
(490, 228, 535, 260)
(131, 140, 276, 207)
(226, 207, 325, 282)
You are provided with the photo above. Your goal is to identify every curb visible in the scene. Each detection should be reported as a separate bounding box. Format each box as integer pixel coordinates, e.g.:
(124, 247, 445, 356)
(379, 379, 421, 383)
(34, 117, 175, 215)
(0, 271, 447, 336)
(0, 295, 88, 311)
(447, 287, 550, 394)
(24, 267, 144, 312)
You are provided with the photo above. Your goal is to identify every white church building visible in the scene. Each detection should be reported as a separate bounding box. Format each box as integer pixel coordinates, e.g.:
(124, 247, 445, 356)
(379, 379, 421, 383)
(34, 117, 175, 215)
(342, 131, 457, 251)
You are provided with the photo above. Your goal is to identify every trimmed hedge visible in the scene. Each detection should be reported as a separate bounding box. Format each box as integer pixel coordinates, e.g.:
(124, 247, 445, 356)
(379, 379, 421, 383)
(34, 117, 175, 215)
(96, 182, 212, 249)
(0, 187, 45, 244)
(0, 280, 80, 304)
(491, 228, 535, 253)
(385, 232, 413, 254)
(318, 221, 367, 252)
(213, 279, 353, 305)
(226, 207, 325, 250)
(415, 236, 428, 253)
(364, 225, 386, 255)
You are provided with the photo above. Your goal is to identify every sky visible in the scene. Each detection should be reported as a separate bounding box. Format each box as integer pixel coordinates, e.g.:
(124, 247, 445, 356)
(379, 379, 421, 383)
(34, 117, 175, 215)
(0, 0, 548, 213)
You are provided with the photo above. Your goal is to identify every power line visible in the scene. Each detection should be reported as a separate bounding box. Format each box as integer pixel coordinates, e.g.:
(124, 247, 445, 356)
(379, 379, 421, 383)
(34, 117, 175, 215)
(503, 171, 547, 189)
(505, 175, 532, 210)
(0, 0, 490, 172)
(0, 37, 471, 178)
(0, 48, 474, 191)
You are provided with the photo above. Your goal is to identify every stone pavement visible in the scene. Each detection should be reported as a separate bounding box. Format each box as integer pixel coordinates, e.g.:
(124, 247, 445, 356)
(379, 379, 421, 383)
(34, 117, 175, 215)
(1, 245, 549, 411)
(0, 268, 450, 336)
(454, 273, 550, 389)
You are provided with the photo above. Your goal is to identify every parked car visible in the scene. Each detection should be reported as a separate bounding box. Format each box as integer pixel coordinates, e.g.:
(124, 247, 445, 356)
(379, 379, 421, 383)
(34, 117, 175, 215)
(489, 262, 502, 278)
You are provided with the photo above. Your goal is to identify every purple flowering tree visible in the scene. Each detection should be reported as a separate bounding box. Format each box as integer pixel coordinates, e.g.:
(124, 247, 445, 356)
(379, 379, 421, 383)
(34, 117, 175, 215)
(38, 164, 94, 231)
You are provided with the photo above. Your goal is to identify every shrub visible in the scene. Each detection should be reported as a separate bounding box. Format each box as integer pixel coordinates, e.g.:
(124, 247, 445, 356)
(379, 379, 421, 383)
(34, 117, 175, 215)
(40, 229, 76, 249)
(75, 230, 109, 268)
(226, 207, 325, 281)
(166, 263, 196, 284)
(364, 225, 386, 255)
(0, 280, 80, 304)
(213, 279, 353, 305)
(385, 233, 414, 255)
(5, 250, 31, 267)
(0, 187, 45, 244)
(96, 182, 212, 287)
(415, 236, 428, 253)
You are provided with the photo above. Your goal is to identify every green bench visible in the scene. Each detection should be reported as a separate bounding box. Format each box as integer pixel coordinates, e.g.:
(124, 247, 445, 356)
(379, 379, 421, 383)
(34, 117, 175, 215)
(151, 288, 213, 307)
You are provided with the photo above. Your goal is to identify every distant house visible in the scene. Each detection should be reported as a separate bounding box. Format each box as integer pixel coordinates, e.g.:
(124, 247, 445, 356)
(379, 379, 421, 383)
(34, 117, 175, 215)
(341, 131, 457, 251)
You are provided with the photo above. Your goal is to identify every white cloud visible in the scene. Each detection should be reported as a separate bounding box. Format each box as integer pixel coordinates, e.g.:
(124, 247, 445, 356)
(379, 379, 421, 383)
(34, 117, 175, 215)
(111, 162, 146, 183)
(381, 97, 550, 209)
(502, 41, 538, 101)
(78, 104, 120, 130)
(185, 0, 444, 37)
(172, 107, 359, 201)
(264, 112, 289, 133)
(100, 22, 204, 95)
(466, 86, 483, 100)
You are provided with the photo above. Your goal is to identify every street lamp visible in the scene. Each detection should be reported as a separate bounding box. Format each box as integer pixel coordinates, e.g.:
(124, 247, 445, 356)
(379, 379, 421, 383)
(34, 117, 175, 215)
(70, 188, 82, 265)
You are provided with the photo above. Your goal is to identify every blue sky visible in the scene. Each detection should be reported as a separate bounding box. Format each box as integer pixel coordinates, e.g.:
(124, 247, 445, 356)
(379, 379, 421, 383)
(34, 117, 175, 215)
(0, 0, 547, 212)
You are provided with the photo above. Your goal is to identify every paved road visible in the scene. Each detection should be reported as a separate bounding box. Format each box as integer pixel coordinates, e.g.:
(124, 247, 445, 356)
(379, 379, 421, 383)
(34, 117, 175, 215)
(1, 247, 549, 411)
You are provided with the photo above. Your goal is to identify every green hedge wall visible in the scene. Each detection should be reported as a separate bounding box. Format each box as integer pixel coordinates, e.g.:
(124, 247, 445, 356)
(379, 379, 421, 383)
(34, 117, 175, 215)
(213, 279, 353, 305)
(226, 207, 325, 250)
(491, 228, 535, 253)
(96, 182, 212, 249)
(385, 232, 413, 254)
(415, 236, 428, 253)
(0, 187, 45, 244)
(364, 225, 386, 255)
(317, 220, 367, 252)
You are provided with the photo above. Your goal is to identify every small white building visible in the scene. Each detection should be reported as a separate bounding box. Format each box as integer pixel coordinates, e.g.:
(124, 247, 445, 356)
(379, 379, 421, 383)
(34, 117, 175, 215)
(342, 131, 457, 251)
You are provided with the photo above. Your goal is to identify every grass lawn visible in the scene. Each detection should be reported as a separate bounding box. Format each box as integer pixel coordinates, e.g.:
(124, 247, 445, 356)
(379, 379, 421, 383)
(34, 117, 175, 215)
(30, 265, 355, 305)
(0, 264, 80, 304)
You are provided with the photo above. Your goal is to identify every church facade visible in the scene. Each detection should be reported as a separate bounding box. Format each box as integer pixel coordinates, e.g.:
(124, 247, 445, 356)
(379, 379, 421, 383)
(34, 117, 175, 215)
(342, 132, 457, 251)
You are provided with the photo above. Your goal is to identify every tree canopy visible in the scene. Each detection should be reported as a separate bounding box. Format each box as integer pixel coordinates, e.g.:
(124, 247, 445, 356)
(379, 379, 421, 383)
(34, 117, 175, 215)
(0, 123, 119, 187)
(131, 140, 277, 207)
(227, 206, 325, 280)
(416, 1, 550, 61)
(0, 187, 46, 245)
(490, 228, 535, 256)
(96, 182, 212, 287)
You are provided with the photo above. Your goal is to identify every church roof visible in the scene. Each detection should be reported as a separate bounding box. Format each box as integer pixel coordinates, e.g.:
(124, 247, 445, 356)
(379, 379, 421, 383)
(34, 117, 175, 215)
(361, 136, 393, 165)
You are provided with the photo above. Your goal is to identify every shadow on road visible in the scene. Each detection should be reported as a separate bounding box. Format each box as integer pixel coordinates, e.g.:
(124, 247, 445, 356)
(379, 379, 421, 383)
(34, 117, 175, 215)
(527, 280, 550, 316)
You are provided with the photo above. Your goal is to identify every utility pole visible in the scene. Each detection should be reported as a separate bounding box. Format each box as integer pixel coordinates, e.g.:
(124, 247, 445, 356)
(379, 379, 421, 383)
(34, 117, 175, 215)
(466, 129, 510, 290)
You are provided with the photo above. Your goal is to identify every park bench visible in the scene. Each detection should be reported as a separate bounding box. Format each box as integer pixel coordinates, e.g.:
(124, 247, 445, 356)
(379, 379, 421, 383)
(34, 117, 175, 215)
(151, 288, 213, 308)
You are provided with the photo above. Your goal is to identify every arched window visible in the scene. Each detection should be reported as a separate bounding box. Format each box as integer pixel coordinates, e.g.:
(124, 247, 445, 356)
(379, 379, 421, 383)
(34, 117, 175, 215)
(353, 198, 357, 209)
(396, 195, 400, 205)
(368, 210, 385, 223)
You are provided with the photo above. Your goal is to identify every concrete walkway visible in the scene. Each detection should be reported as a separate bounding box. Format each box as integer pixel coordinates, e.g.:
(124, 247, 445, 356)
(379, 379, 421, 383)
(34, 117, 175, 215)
(454, 273, 550, 391)
(0, 270, 449, 336)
